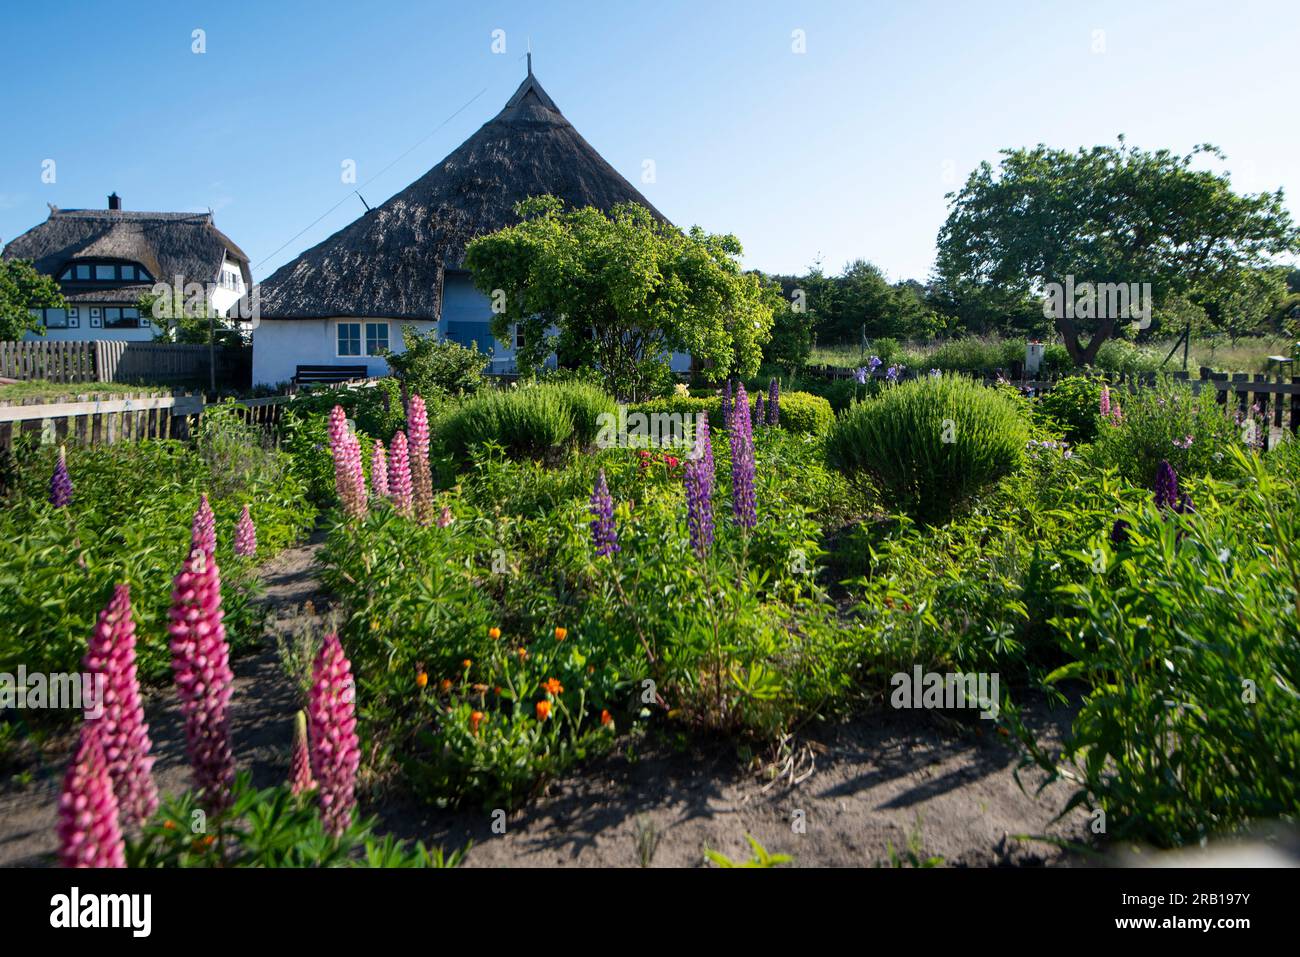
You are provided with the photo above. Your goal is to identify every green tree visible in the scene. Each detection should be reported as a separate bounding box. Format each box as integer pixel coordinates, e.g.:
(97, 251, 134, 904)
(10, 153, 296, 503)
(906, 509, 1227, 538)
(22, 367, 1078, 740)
(758, 272, 812, 374)
(138, 287, 245, 346)
(936, 138, 1300, 365)
(0, 259, 64, 340)
(464, 196, 776, 399)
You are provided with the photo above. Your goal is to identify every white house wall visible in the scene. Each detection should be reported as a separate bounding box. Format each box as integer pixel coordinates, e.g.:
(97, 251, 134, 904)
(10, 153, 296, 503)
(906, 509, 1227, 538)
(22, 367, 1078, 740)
(24, 323, 155, 344)
(251, 274, 692, 386)
(251, 317, 437, 387)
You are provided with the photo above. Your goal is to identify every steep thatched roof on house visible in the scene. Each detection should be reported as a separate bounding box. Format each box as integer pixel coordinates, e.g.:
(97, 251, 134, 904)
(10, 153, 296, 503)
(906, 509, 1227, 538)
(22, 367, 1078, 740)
(2, 206, 251, 305)
(258, 69, 666, 321)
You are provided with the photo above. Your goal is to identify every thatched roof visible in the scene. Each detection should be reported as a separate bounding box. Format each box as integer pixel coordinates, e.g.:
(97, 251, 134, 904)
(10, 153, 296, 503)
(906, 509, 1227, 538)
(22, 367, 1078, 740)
(2, 206, 251, 305)
(258, 69, 666, 321)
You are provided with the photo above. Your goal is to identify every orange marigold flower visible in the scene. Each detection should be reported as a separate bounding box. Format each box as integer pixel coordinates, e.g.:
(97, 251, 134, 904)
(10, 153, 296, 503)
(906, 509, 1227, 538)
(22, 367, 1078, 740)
(163, 819, 176, 831)
(470, 711, 484, 734)
(462, 659, 472, 669)
(541, 677, 563, 696)
(488, 627, 501, 640)
(415, 671, 428, 689)
(472, 683, 488, 694)
(600, 709, 613, 726)
(554, 627, 567, 641)
(439, 678, 453, 694)
(535, 700, 551, 721)
(516, 647, 528, 660)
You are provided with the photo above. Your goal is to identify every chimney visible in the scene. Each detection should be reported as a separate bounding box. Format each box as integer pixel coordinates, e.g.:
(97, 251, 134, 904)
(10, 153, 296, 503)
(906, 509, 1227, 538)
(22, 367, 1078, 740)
(108, 192, 121, 211)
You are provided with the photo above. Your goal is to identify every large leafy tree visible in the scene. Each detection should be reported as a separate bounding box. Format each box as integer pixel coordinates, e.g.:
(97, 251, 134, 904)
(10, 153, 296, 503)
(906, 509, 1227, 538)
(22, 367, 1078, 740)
(0, 259, 64, 340)
(936, 138, 1300, 364)
(464, 196, 777, 399)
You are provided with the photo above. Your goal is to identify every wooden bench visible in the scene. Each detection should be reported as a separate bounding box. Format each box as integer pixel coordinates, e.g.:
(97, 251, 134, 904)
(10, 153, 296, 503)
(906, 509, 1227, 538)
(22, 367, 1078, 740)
(292, 364, 368, 385)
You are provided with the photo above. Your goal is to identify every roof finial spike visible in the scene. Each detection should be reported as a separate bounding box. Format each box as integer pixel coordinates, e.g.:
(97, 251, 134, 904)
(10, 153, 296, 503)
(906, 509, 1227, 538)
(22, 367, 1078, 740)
(527, 37, 532, 75)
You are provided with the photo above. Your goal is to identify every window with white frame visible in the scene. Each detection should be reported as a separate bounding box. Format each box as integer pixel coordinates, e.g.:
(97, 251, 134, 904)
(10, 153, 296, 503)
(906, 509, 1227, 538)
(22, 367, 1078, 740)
(338, 321, 389, 356)
(337, 322, 362, 356)
(365, 322, 389, 354)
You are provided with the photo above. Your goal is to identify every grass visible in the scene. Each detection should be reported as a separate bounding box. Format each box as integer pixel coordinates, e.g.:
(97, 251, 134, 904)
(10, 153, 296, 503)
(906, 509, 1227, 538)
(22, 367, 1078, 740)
(810, 335, 1298, 375)
(0, 379, 171, 401)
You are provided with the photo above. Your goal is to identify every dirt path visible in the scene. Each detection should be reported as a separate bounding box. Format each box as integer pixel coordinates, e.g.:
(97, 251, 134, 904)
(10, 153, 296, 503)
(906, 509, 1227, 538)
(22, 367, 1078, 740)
(0, 535, 330, 867)
(0, 533, 1088, 867)
(379, 702, 1088, 868)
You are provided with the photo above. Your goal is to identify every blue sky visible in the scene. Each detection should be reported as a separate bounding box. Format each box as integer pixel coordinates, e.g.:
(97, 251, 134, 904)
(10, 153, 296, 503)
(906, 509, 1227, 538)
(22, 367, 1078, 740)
(2, 0, 1296, 283)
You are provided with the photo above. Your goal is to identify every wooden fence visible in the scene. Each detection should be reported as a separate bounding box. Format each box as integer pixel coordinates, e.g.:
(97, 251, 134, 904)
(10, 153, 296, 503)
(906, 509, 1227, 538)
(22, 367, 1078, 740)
(0, 391, 205, 450)
(809, 365, 1299, 449)
(0, 340, 248, 386)
(0, 377, 380, 451)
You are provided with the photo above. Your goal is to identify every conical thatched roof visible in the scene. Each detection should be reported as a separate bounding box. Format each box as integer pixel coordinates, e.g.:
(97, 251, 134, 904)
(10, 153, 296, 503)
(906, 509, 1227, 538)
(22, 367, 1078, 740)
(259, 69, 665, 321)
(2, 207, 250, 304)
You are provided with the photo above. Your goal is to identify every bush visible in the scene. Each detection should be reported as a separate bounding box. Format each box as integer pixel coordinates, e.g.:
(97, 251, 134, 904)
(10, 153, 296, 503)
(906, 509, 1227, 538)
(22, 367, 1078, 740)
(826, 374, 1029, 522)
(1035, 375, 1103, 444)
(439, 382, 616, 463)
(630, 395, 722, 431)
(382, 325, 486, 398)
(546, 380, 619, 447)
(284, 379, 407, 442)
(1092, 338, 1163, 375)
(1042, 343, 1073, 375)
(1089, 378, 1245, 486)
(770, 390, 833, 435)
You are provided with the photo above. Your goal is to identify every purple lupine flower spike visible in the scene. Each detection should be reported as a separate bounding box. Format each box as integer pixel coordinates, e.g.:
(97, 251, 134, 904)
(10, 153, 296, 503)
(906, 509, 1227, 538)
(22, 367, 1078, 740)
(57, 719, 125, 868)
(589, 468, 619, 556)
(754, 392, 765, 428)
(731, 384, 757, 529)
(685, 458, 715, 556)
(722, 380, 733, 426)
(169, 545, 235, 812)
(1110, 518, 1130, 546)
(82, 584, 158, 829)
(233, 504, 257, 557)
(50, 444, 73, 508)
(309, 634, 361, 837)
(768, 378, 779, 427)
(1154, 460, 1179, 510)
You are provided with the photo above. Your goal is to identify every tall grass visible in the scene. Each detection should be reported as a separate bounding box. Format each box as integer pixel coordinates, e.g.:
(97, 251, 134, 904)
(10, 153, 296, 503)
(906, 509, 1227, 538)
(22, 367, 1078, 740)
(810, 335, 1295, 375)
